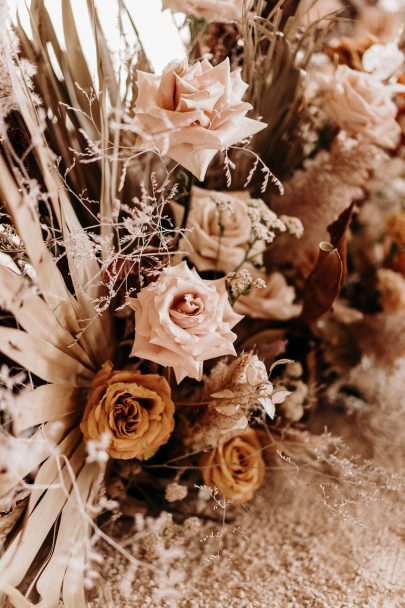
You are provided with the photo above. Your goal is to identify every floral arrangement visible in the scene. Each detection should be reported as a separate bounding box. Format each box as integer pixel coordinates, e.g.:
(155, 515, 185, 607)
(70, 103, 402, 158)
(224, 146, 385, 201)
(0, 0, 404, 606)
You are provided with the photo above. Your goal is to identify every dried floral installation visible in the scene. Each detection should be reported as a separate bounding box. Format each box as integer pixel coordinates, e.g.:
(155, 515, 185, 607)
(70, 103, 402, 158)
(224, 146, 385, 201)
(0, 0, 405, 606)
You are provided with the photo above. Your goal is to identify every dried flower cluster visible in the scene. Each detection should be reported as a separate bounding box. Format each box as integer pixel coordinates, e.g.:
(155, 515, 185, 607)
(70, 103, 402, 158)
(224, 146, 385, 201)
(0, 0, 404, 605)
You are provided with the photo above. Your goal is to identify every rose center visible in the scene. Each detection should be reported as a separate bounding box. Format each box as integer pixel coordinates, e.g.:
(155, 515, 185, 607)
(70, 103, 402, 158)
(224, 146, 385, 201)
(171, 293, 204, 316)
(112, 395, 154, 436)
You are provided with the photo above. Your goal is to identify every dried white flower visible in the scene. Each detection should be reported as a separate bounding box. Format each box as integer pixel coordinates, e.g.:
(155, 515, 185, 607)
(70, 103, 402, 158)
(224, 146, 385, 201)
(165, 482, 188, 502)
(279, 215, 304, 239)
(226, 268, 266, 302)
(85, 432, 111, 465)
(247, 198, 287, 244)
(362, 42, 404, 81)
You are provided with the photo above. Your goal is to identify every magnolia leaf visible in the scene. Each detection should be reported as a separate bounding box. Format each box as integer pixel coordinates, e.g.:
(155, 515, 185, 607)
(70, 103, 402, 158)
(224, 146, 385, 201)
(214, 403, 238, 416)
(240, 329, 288, 362)
(301, 242, 343, 321)
(246, 365, 268, 386)
(269, 358, 294, 374)
(211, 389, 235, 399)
(271, 390, 292, 405)
(221, 415, 249, 434)
(258, 397, 275, 419)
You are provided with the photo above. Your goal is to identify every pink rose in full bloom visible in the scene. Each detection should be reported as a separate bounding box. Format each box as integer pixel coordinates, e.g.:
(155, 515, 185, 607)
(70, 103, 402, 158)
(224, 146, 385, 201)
(128, 262, 243, 383)
(235, 271, 301, 320)
(133, 58, 266, 181)
(162, 0, 243, 22)
(178, 187, 265, 273)
(321, 65, 401, 149)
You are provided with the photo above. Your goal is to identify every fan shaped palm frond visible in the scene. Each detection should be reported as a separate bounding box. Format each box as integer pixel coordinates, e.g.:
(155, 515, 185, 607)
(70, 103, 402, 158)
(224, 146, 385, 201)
(0, 67, 114, 604)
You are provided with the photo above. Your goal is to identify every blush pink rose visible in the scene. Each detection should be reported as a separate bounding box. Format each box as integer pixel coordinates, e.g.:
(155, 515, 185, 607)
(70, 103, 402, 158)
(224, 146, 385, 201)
(133, 58, 266, 181)
(235, 271, 301, 320)
(321, 65, 401, 149)
(162, 0, 243, 22)
(128, 262, 243, 383)
(177, 187, 265, 273)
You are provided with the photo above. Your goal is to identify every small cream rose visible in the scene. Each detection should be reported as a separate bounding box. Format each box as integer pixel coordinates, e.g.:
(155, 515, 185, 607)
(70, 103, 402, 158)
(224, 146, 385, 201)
(133, 58, 266, 181)
(321, 65, 401, 149)
(179, 187, 265, 273)
(235, 271, 301, 320)
(80, 362, 175, 460)
(129, 262, 243, 383)
(200, 428, 265, 504)
(162, 0, 243, 22)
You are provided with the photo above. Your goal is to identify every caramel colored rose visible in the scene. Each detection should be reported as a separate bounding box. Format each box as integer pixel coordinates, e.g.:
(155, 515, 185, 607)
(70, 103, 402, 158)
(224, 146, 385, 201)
(386, 212, 405, 249)
(80, 362, 175, 460)
(200, 429, 265, 504)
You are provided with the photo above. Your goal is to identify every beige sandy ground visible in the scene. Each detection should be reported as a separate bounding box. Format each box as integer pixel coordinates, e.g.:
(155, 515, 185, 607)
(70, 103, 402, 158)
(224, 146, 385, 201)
(88, 405, 405, 608)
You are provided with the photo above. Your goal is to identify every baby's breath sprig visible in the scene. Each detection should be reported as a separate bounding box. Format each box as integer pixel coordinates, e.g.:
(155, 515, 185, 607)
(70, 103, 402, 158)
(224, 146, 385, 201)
(226, 268, 266, 304)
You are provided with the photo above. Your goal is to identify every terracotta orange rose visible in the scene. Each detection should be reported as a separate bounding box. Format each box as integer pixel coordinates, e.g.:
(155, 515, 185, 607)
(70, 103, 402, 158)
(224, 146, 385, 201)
(133, 58, 266, 181)
(80, 362, 175, 460)
(129, 262, 243, 383)
(200, 428, 266, 504)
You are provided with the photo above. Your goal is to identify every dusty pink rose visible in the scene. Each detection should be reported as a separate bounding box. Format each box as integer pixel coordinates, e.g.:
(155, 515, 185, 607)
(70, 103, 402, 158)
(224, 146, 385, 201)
(129, 262, 243, 383)
(321, 65, 401, 149)
(162, 0, 243, 22)
(235, 271, 301, 320)
(178, 187, 264, 273)
(133, 58, 266, 181)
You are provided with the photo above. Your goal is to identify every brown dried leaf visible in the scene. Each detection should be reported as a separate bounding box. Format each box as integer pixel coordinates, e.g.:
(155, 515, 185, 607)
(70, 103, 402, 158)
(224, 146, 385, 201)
(327, 202, 355, 280)
(301, 242, 343, 321)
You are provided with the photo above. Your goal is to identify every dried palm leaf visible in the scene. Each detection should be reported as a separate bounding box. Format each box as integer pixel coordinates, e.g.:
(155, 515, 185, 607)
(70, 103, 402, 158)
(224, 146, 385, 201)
(13, 0, 150, 234)
(241, 0, 338, 181)
(0, 83, 114, 606)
